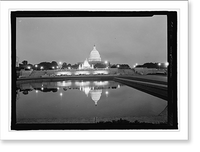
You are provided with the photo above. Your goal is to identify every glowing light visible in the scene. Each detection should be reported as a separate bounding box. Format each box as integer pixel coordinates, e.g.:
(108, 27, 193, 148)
(56, 81, 72, 87)
(158, 63, 161, 66)
(117, 84, 120, 88)
(105, 61, 108, 64)
(40, 66, 43, 70)
(35, 65, 38, 67)
(117, 65, 120, 68)
(56, 66, 59, 68)
(75, 71, 90, 75)
(60, 92, 63, 96)
(57, 72, 72, 76)
(52, 66, 55, 69)
(165, 62, 169, 67)
(68, 67, 71, 70)
(93, 70, 108, 75)
(105, 91, 109, 97)
(59, 62, 62, 65)
(41, 87, 44, 90)
(57, 87, 59, 90)
(36, 90, 38, 93)
(75, 81, 90, 86)
(93, 81, 109, 86)
(135, 63, 138, 66)
(27, 66, 31, 69)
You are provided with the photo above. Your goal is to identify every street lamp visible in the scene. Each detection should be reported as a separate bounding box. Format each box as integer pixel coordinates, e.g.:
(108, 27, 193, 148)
(105, 91, 109, 97)
(158, 63, 161, 70)
(58, 62, 62, 70)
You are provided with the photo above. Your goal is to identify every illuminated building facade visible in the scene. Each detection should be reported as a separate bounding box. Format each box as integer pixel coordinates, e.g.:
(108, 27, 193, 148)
(56, 45, 110, 75)
(88, 45, 101, 62)
(79, 59, 94, 69)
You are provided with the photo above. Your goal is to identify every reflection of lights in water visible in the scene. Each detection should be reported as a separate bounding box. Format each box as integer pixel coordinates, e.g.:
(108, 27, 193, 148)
(105, 91, 109, 97)
(82, 86, 91, 96)
(93, 81, 109, 86)
(36, 90, 38, 93)
(93, 71, 108, 75)
(57, 81, 72, 87)
(78, 86, 102, 106)
(75, 81, 90, 86)
(90, 90, 102, 106)
(75, 70, 90, 75)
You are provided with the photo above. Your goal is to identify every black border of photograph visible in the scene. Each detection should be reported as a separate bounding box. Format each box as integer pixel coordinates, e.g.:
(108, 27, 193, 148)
(11, 11, 177, 130)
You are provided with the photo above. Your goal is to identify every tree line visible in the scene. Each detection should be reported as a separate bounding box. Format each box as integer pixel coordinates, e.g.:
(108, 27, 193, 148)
(136, 62, 167, 69)
(16, 60, 132, 70)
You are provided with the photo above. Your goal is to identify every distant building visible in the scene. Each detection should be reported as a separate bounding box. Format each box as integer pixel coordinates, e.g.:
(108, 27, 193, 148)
(88, 45, 101, 62)
(78, 45, 108, 69)
(79, 58, 94, 69)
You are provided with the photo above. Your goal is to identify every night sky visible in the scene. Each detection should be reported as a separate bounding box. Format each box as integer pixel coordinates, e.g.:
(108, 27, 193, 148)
(16, 15, 167, 67)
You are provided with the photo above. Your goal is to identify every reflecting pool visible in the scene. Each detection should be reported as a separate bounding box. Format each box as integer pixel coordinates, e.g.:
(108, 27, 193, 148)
(16, 80, 167, 124)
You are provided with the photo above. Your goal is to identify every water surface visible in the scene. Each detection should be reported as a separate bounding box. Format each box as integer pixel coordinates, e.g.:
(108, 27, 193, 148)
(16, 80, 167, 124)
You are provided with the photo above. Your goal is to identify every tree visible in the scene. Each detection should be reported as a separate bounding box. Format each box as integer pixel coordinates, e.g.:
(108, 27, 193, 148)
(22, 60, 28, 65)
(51, 61, 58, 67)
(110, 64, 117, 68)
(118, 64, 131, 69)
(62, 62, 68, 69)
(71, 64, 78, 69)
(94, 63, 106, 68)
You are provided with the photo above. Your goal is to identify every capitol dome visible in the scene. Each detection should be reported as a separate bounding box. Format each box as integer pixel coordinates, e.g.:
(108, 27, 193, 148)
(88, 45, 101, 62)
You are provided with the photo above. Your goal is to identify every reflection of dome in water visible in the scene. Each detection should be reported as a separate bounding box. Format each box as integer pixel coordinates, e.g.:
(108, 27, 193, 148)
(88, 45, 101, 62)
(90, 89, 102, 106)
